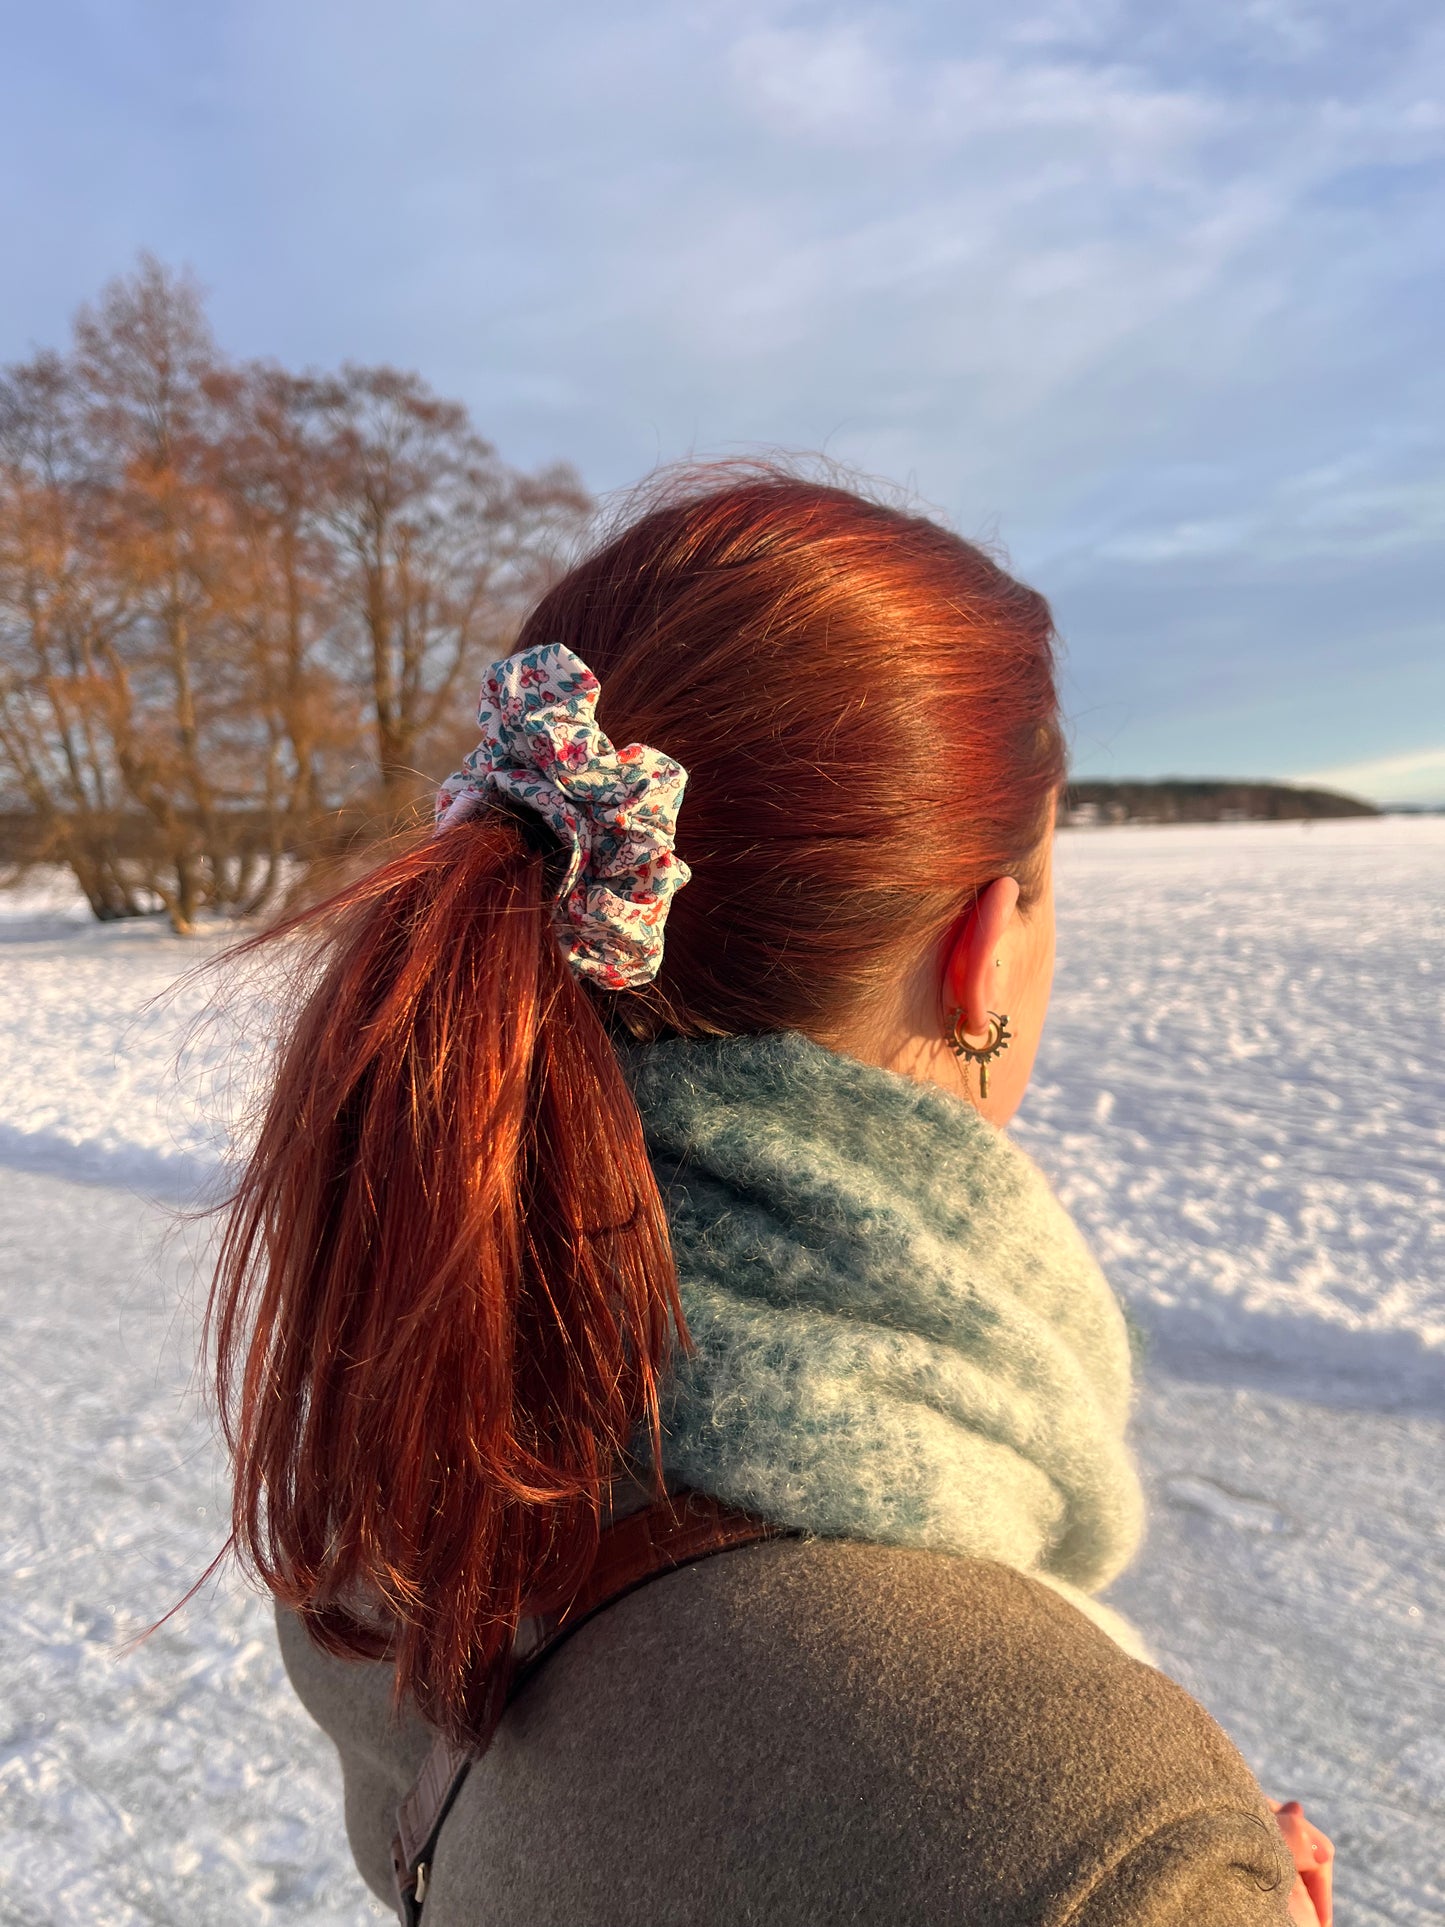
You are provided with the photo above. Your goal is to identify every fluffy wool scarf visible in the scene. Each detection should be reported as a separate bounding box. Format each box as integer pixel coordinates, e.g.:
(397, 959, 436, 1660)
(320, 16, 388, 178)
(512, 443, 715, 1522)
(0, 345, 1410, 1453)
(621, 1030, 1148, 1653)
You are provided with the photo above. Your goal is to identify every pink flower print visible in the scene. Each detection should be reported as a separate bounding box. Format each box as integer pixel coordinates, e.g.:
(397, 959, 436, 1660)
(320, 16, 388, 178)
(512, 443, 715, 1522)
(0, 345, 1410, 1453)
(437, 640, 690, 988)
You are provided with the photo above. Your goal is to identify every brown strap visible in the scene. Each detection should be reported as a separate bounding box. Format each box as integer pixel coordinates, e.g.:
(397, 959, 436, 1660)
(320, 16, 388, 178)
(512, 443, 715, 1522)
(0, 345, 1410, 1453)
(544, 1488, 785, 1638)
(391, 1491, 786, 1924)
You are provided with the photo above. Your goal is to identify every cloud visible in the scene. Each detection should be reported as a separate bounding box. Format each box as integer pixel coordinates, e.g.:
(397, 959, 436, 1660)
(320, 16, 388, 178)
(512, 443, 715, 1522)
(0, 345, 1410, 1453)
(1096, 459, 1445, 565)
(2, 0, 1443, 784)
(1296, 745, 1445, 805)
(728, 24, 894, 139)
(728, 21, 1224, 163)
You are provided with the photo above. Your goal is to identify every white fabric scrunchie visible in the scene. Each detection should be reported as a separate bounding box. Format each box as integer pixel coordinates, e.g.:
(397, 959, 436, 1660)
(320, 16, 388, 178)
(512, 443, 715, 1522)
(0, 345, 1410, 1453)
(435, 643, 691, 989)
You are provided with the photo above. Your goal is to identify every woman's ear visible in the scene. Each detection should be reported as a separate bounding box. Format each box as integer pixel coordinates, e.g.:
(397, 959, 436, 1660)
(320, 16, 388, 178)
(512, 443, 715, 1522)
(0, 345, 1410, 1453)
(943, 878, 1021, 1041)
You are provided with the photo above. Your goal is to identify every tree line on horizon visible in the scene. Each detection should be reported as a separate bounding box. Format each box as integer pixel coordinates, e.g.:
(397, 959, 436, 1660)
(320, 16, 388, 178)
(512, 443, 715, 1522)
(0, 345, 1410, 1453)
(1061, 779, 1378, 824)
(0, 255, 592, 929)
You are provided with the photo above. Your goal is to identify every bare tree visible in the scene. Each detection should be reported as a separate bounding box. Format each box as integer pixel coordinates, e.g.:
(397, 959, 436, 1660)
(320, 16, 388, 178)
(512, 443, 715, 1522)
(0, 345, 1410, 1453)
(208, 362, 362, 875)
(0, 353, 148, 917)
(0, 257, 593, 928)
(73, 256, 263, 926)
(306, 365, 591, 810)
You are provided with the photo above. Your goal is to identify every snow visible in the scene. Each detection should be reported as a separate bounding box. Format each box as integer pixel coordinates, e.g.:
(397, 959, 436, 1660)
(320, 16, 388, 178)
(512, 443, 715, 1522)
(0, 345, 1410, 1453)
(1013, 818, 1445, 1406)
(0, 1168, 382, 1926)
(1112, 1379, 1444, 1925)
(0, 885, 237, 1199)
(1, 819, 1441, 1923)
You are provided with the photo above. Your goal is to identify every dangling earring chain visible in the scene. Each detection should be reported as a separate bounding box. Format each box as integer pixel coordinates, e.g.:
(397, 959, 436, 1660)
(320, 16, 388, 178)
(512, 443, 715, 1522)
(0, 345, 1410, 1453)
(945, 1010, 1012, 1100)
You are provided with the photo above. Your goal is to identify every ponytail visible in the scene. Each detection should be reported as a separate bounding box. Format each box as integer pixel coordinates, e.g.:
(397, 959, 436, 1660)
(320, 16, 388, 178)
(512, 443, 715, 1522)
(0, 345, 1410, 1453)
(210, 462, 1067, 1743)
(208, 815, 684, 1742)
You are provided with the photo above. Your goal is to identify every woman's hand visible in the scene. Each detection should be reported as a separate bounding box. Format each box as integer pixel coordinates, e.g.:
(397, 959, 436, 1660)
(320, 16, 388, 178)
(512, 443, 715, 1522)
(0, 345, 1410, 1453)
(1267, 1798, 1334, 1927)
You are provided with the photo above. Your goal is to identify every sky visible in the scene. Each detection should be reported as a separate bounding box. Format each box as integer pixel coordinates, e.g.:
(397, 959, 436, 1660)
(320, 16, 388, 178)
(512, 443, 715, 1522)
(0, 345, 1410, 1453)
(3, 0, 1443, 802)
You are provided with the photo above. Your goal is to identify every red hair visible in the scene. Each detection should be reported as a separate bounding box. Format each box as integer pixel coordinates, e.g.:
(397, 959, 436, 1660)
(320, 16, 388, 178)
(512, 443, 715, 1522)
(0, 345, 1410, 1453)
(209, 468, 1064, 1741)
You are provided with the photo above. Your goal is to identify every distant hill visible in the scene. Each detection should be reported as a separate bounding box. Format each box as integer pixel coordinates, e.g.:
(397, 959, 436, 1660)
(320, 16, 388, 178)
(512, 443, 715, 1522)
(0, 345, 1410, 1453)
(1062, 780, 1378, 825)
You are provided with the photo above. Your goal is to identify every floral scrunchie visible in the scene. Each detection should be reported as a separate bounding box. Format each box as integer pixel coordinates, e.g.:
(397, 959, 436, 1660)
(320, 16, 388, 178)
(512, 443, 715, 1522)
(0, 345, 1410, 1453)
(435, 642, 692, 989)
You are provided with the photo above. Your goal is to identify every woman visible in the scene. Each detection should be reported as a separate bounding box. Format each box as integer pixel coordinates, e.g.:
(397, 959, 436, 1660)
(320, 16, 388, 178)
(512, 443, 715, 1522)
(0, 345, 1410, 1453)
(211, 470, 1332, 1924)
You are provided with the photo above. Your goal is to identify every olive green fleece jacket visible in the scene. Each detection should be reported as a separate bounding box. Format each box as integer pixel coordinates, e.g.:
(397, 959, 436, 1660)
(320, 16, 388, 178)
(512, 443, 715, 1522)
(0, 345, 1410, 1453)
(278, 1536, 1294, 1925)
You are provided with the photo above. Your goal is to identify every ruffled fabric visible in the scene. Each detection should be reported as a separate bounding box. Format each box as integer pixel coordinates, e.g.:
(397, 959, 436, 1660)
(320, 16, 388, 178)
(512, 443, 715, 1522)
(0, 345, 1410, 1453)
(622, 1030, 1148, 1651)
(436, 643, 691, 989)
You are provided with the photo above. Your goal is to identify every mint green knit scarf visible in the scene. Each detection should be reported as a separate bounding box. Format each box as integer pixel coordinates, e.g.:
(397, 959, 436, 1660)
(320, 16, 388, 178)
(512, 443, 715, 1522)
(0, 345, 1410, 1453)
(622, 1031, 1147, 1650)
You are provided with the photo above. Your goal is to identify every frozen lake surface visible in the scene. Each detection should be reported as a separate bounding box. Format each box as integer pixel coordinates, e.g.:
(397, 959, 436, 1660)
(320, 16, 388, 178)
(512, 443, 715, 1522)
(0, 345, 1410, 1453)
(1013, 819, 1444, 1406)
(1, 819, 1441, 1923)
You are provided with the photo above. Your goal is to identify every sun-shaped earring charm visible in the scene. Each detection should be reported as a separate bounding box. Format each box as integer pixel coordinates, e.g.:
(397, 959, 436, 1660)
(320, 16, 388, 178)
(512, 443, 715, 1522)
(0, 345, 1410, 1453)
(945, 1010, 1012, 1099)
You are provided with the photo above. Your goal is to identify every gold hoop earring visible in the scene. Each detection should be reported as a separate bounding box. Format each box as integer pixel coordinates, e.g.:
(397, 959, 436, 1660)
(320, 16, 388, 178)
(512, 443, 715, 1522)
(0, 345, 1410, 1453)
(945, 1010, 1012, 1099)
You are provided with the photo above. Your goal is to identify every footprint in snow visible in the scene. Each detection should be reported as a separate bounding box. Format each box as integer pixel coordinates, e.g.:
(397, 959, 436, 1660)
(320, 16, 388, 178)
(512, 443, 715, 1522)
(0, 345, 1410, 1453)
(1162, 1474, 1295, 1537)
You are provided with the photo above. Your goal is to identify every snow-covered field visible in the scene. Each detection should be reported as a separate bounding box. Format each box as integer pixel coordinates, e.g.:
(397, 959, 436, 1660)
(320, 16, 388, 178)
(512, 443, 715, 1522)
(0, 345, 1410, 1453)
(1015, 819, 1444, 1405)
(1, 819, 1441, 1923)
